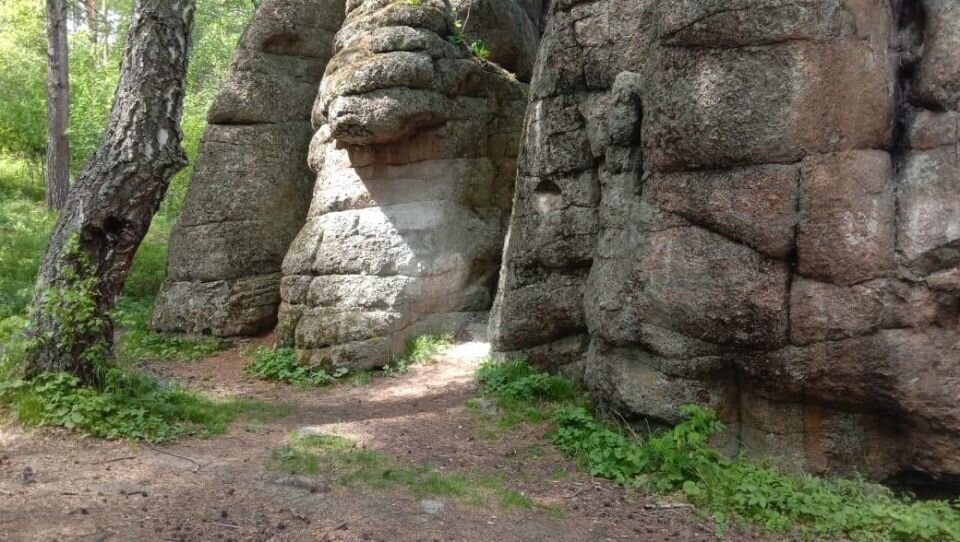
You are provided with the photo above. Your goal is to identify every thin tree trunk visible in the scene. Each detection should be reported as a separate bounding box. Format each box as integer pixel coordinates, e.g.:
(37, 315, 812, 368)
(25, 0, 197, 383)
(45, 0, 70, 211)
(102, 0, 110, 63)
(84, 0, 98, 44)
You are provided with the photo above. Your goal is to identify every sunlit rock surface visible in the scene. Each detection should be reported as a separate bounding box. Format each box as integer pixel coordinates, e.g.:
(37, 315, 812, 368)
(275, 0, 530, 370)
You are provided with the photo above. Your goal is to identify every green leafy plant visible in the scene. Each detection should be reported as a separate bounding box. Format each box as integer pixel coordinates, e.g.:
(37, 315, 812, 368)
(245, 346, 340, 386)
(442, 9, 491, 61)
(476, 359, 960, 541)
(0, 368, 282, 442)
(469, 39, 490, 60)
(27, 235, 111, 378)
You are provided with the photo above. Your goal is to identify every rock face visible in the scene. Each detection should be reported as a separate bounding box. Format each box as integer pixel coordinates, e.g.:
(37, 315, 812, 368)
(274, 0, 528, 370)
(490, 0, 960, 486)
(150, 0, 346, 336)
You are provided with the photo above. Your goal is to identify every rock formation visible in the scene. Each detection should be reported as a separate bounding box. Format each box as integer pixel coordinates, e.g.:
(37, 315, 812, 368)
(152, 0, 542, 340)
(151, 0, 346, 336)
(275, 0, 528, 370)
(155, 0, 960, 486)
(490, 0, 960, 486)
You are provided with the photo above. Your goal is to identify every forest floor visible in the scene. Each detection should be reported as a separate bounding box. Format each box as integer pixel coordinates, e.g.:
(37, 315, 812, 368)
(0, 334, 777, 541)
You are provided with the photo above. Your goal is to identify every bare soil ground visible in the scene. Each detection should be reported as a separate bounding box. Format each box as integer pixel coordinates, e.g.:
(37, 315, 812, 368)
(0, 336, 779, 541)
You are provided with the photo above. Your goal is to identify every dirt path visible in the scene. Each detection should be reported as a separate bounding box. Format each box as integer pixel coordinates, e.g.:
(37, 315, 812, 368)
(0, 336, 764, 541)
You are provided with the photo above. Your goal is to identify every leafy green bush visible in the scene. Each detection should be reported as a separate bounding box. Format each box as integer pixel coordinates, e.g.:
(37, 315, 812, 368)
(0, 368, 279, 442)
(476, 359, 574, 402)
(245, 347, 345, 386)
(477, 360, 960, 541)
(550, 405, 646, 484)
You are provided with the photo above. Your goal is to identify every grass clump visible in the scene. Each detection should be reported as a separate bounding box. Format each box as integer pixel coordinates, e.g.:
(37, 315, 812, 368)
(382, 333, 452, 376)
(0, 368, 284, 442)
(270, 434, 531, 509)
(245, 347, 346, 387)
(476, 359, 960, 541)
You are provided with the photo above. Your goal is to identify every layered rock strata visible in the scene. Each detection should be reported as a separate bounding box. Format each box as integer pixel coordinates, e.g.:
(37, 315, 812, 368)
(151, 0, 346, 336)
(275, 0, 528, 369)
(490, 0, 960, 486)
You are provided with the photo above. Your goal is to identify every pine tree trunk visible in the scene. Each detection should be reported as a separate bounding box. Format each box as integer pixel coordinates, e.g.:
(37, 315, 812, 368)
(45, 0, 70, 211)
(25, 0, 197, 383)
(84, 0, 98, 44)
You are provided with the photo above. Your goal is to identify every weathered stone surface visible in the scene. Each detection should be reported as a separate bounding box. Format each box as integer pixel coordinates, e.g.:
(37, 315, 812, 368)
(152, 0, 346, 336)
(208, 0, 344, 123)
(797, 150, 896, 285)
(897, 146, 960, 274)
(490, 0, 960, 487)
(277, 0, 530, 369)
(151, 274, 281, 336)
(913, 0, 960, 111)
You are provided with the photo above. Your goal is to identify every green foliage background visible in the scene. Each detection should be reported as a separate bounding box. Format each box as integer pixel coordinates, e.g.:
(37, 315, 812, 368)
(0, 0, 257, 438)
(0, 0, 255, 219)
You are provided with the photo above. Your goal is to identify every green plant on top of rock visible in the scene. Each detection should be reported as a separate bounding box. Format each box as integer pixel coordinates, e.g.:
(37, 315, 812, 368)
(442, 7, 491, 61)
(469, 39, 490, 60)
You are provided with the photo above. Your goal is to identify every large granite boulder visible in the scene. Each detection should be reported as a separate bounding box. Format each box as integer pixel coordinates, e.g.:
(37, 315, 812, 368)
(150, 0, 346, 336)
(490, 0, 960, 487)
(275, 0, 529, 370)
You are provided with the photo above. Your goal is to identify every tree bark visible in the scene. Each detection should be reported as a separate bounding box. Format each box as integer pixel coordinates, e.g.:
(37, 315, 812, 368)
(45, 0, 70, 211)
(25, 0, 197, 383)
(84, 0, 99, 44)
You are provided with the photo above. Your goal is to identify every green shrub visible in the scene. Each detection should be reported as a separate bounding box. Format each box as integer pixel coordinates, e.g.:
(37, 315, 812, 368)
(476, 359, 575, 402)
(476, 360, 960, 541)
(245, 347, 345, 386)
(122, 218, 171, 299)
(0, 368, 280, 442)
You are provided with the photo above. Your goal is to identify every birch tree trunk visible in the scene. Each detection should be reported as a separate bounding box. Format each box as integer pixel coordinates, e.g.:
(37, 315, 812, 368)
(45, 0, 70, 211)
(25, 0, 197, 383)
